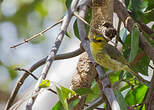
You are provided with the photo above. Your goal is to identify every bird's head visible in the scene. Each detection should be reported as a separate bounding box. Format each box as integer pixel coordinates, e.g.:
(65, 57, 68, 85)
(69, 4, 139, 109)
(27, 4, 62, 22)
(90, 35, 107, 49)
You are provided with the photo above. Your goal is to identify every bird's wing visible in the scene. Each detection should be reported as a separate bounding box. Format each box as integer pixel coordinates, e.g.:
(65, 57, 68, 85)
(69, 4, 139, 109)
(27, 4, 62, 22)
(103, 44, 128, 65)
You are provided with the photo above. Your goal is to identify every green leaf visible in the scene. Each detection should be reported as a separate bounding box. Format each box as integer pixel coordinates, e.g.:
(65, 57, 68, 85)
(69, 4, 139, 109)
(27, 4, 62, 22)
(144, 8, 154, 22)
(147, 0, 154, 10)
(127, 0, 148, 20)
(142, 0, 154, 23)
(73, 9, 91, 40)
(86, 81, 100, 103)
(109, 71, 121, 83)
(52, 99, 79, 110)
(119, 71, 133, 80)
(56, 85, 76, 110)
(68, 99, 79, 109)
(135, 85, 148, 104)
(125, 0, 130, 8)
(120, 83, 130, 92)
(73, 20, 80, 40)
(129, 24, 139, 63)
(84, 8, 92, 35)
(123, 34, 131, 60)
(143, 31, 154, 47)
(65, 0, 72, 9)
(134, 55, 150, 76)
(125, 89, 136, 105)
(52, 101, 64, 110)
(65, 31, 72, 38)
(60, 85, 76, 99)
(140, 104, 145, 110)
(7, 65, 18, 80)
(115, 90, 128, 110)
(125, 85, 148, 105)
(56, 87, 68, 110)
(39, 80, 50, 88)
(75, 88, 93, 96)
(35, 2, 48, 18)
(120, 27, 127, 42)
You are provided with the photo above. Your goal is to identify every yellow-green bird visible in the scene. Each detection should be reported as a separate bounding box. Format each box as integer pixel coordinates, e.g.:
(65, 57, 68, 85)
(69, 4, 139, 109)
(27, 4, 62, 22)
(90, 34, 148, 83)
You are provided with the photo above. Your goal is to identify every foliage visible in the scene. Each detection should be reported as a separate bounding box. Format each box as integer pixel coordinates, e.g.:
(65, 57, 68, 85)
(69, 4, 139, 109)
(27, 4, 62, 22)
(66, 0, 153, 109)
(39, 80, 50, 88)
(53, 85, 76, 110)
(0, 0, 153, 109)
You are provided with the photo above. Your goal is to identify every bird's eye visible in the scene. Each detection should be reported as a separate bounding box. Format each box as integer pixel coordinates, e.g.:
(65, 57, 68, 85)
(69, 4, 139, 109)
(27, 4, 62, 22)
(96, 40, 102, 42)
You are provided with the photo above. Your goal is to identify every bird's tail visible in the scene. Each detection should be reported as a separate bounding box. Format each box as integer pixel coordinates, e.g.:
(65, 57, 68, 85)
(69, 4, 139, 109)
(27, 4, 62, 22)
(125, 66, 149, 84)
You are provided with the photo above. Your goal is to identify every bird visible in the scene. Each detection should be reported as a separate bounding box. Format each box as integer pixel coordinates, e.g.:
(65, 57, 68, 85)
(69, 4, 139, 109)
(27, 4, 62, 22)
(90, 34, 148, 84)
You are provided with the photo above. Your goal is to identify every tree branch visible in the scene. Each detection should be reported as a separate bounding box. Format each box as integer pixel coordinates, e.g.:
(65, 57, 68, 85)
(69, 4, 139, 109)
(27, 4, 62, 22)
(70, 2, 98, 109)
(15, 68, 38, 80)
(10, 19, 63, 48)
(114, 0, 154, 62)
(145, 62, 154, 110)
(25, 0, 79, 109)
(5, 48, 83, 110)
(96, 66, 120, 110)
(72, 0, 121, 109)
(136, 19, 154, 36)
(84, 96, 104, 110)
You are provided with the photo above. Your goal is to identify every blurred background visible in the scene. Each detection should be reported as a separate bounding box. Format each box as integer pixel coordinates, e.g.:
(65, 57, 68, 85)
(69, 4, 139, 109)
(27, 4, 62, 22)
(0, 0, 153, 110)
(0, 0, 81, 109)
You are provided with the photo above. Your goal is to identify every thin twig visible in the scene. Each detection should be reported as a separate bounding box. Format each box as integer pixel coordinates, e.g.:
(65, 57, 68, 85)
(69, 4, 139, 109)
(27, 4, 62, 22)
(26, 0, 79, 108)
(15, 68, 58, 95)
(74, 12, 92, 29)
(149, 64, 154, 70)
(5, 48, 83, 110)
(68, 95, 80, 104)
(10, 19, 63, 48)
(132, 103, 143, 108)
(15, 67, 38, 80)
(9, 84, 57, 110)
(130, 51, 145, 66)
(47, 88, 57, 95)
(9, 91, 40, 110)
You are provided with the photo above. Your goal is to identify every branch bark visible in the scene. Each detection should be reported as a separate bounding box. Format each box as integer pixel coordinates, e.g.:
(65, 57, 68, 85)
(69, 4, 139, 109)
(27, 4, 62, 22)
(136, 19, 154, 35)
(145, 62, 154, 110)
(89, 0, 120, 109)
(71, 2, 97, 109)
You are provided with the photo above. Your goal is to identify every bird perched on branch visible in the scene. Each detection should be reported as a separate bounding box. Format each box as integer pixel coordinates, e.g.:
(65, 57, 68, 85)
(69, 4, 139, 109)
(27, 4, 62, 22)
(90, 34, 148, 84)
